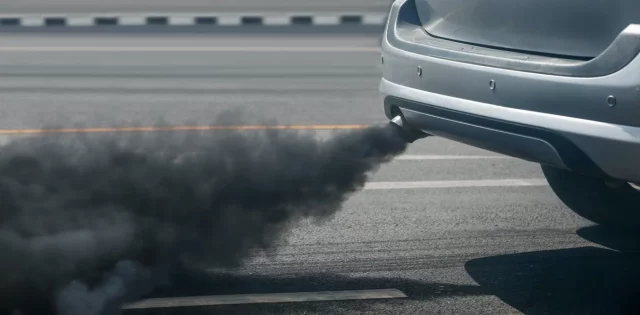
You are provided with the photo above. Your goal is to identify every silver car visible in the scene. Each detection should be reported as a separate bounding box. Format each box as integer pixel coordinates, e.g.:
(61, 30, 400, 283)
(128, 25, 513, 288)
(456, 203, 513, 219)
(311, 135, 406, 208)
(381, 0, 640, 229)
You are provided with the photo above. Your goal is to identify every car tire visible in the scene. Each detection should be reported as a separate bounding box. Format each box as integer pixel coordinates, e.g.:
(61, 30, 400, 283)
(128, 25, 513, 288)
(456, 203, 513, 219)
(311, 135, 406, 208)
(541, 165, 640, 230)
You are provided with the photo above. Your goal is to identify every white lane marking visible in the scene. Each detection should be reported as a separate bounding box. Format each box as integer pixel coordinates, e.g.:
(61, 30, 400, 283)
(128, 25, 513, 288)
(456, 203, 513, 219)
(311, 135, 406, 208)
(119, 16, 145, 26)
(364, 179, 548, 190)
(66, 17, 94, 26)
(395, 155, 511, 160)
(0, 46, 379, 52)
(123, 289, 407, 309)
(169, 153, 512, 163)
(264, 16, 291, 25)
(363, 14, 388, 25)
(218, 16, 242, 26)
(314, 15, 341, 25)
(169, 16, 195, 26)
(20, 17, 44, 26)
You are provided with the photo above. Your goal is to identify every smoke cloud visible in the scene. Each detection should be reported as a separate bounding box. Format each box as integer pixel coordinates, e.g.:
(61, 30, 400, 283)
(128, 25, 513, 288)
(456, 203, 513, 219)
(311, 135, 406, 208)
(0, 118, 408, 315)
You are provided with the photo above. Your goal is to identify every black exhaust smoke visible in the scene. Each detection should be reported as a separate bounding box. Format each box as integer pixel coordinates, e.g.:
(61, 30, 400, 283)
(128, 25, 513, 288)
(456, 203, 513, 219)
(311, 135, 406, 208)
(0, 117, 412, 315)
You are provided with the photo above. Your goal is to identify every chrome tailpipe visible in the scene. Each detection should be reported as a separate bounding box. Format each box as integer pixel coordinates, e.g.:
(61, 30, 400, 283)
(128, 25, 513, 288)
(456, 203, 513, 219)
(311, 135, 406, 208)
(388, 115, 429, 143)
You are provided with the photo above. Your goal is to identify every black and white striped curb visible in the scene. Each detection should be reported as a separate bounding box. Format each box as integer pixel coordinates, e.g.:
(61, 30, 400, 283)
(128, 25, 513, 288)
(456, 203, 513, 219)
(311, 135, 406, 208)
(0, 13, 387, 27)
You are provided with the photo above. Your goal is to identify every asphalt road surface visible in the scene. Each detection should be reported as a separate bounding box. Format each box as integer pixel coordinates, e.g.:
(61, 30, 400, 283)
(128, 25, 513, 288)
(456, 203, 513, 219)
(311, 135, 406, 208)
(0, 0, 393, 14)
(0, 32, 638, 315)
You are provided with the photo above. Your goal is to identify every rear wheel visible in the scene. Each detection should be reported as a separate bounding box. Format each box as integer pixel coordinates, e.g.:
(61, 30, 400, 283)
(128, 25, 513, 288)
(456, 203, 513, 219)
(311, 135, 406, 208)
(541, 165, 640, 229)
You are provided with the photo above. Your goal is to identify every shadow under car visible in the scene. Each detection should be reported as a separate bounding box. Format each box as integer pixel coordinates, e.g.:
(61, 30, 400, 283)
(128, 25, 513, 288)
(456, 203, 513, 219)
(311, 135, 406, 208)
(465, 225, 640, 315)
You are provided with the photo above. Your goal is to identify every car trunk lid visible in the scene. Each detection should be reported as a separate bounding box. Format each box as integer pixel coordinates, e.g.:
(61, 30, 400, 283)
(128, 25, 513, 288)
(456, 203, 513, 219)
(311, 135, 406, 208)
(415, 0, 640, 58)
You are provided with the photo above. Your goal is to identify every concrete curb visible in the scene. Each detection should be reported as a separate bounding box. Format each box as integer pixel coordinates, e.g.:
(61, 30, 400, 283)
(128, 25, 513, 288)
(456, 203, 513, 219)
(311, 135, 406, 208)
(0, 13, 387, 27)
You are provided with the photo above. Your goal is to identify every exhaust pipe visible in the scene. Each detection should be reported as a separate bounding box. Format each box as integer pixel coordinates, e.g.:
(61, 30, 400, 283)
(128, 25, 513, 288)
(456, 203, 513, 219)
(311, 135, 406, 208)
(388, 115, 429, 143)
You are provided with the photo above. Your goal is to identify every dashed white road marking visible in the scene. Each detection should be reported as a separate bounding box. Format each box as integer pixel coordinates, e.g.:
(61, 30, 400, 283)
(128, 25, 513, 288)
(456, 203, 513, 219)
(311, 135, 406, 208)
(123, 289, 407, 309)
(395, 155, 510, 161)
(364, 179, 548, 190)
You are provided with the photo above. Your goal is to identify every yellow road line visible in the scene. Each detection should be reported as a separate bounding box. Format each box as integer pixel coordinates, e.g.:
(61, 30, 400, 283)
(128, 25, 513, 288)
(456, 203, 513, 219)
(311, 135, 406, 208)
(0, 124, 370, 135)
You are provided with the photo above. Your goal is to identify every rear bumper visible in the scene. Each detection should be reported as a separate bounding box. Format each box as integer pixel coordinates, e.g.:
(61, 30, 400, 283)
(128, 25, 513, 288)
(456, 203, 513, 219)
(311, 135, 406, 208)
(380, 0, 640, 182)
(381, 80, 640, 183)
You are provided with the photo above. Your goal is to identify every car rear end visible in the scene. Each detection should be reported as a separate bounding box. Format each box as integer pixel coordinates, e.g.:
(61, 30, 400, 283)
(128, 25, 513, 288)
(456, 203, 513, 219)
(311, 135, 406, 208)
(380, 0, 640, 183)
